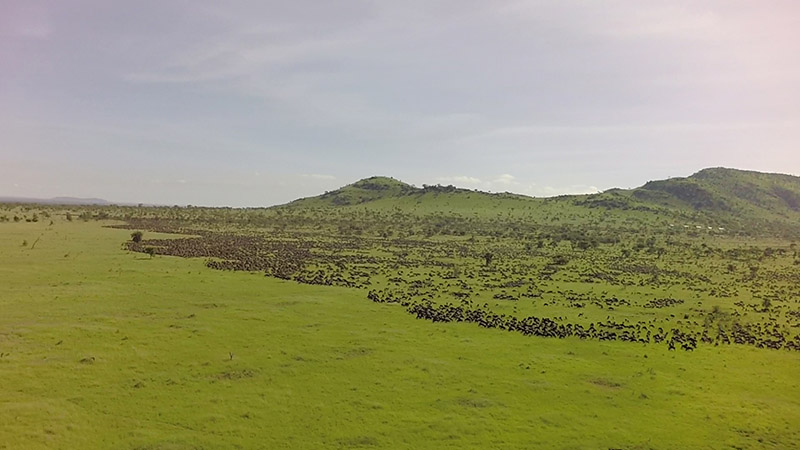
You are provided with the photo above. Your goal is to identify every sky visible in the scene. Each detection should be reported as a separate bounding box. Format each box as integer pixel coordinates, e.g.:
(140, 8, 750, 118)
(2, 1, 799, 207)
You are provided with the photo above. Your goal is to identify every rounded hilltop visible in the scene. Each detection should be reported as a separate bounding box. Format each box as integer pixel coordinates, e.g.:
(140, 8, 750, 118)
(349, 176, 417, 192)
(286, 176, 418, 207)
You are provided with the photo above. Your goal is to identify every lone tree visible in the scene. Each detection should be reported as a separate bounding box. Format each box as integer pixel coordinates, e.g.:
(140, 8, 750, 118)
(483, 252, 494, 266)
(130, 231, 143, 243)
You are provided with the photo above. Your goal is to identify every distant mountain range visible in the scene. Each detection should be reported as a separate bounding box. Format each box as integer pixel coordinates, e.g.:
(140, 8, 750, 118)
(0, 196, 116, 206)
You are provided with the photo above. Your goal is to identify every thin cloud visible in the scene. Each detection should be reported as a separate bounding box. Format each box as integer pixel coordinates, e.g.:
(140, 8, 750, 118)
(492, 174, 516, 185)
(436, 176, 483, 185)
(433, 173, 602, 198)
(301, 174, 336, 180)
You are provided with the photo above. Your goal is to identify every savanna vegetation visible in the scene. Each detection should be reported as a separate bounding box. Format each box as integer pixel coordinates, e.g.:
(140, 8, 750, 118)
(2, 168, 799, 449)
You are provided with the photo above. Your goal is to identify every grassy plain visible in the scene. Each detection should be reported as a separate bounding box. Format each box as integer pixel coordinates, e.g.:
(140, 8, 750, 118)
(1, 212, 799, 449)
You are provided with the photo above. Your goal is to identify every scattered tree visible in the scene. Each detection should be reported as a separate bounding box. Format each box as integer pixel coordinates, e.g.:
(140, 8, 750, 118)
(130, 231, 144, 243)
(483, 252, 494, 266)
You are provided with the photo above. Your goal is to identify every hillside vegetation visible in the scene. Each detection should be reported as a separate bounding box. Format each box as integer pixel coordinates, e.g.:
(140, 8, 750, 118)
(284, 168, 800, 238)
(631, 168, 800, 226)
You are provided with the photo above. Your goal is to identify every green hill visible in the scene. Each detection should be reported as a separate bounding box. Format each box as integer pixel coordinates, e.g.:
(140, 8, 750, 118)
(284, 176, 535, 213)
(578, 168, 800, 237)
(279, 168, 800, 237)
(286, 176, 418, 207)
(633, 168, 800, 216)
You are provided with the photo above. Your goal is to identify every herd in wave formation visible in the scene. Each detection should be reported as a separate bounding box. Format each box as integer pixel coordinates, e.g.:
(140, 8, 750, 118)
(117, 217, 800, 353)
(367, 290, 799, 351)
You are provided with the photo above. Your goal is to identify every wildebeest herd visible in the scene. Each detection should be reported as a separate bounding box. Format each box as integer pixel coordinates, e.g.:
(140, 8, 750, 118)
(116, 212, 800, 353)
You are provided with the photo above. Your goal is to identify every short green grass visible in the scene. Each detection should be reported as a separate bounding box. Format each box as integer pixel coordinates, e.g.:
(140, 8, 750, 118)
(2, 219, 799, 449)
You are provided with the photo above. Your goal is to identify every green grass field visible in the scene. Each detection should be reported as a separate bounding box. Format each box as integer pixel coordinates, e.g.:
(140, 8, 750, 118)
(2, 217, 799, 449)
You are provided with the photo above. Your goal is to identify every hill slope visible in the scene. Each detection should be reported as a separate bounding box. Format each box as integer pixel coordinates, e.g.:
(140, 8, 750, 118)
(280, 168, 800, 237)
(632, 168, 800, 217)
(573, 168, 800, 237)
(286, 176, 418, 207)
(285, 176, 533, 212)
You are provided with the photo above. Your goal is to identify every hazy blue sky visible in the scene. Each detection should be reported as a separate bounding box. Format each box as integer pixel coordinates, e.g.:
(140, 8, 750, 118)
(2, 1, 799, 206)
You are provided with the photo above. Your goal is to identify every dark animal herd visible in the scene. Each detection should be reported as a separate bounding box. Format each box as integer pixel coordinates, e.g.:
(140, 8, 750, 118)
(366, 290, 800, 351)
(116, 218, 800, 353)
